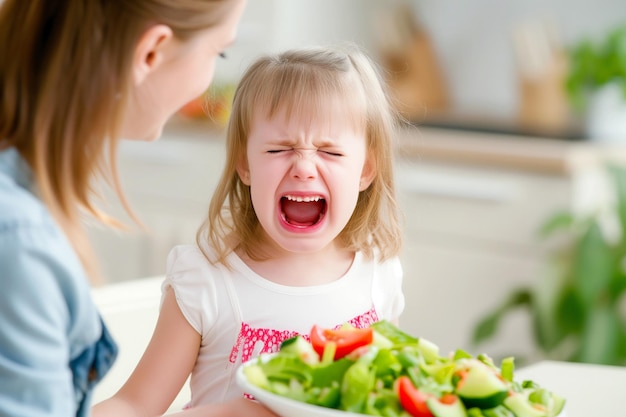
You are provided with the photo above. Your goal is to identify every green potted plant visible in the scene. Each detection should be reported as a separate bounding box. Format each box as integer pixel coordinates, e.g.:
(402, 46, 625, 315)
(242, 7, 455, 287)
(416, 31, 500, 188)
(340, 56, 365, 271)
(565, 24, 626, 141)
(472, 164, 626, 366)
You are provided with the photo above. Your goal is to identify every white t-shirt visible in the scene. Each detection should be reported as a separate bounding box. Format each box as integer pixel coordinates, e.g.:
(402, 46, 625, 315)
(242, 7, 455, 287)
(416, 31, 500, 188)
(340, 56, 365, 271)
(162, 244, 404, 406)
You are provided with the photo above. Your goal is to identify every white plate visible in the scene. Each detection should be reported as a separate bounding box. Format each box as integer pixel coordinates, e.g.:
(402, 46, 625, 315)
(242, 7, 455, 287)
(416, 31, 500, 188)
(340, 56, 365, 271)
(236, 359, 368, 417)
(236, 357, 567, 417)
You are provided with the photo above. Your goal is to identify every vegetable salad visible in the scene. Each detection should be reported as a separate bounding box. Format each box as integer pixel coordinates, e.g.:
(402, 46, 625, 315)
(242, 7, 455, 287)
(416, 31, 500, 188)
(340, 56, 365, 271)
(242, 321, 565, 417)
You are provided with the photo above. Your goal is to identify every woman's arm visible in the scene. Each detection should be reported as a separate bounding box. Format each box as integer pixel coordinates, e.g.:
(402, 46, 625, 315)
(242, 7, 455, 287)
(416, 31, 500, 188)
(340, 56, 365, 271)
(0, 225, 91, 417)
(0, 262, 75, 416)
(92, 288, 200, 417)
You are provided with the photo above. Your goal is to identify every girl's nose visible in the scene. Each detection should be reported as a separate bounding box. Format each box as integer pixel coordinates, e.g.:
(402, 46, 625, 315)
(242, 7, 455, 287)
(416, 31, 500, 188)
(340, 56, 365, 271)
(291, 149, 317, 181)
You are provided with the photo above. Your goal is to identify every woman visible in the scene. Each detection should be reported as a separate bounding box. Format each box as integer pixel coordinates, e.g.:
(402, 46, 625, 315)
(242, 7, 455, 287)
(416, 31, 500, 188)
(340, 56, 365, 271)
(0, 1, 275, 416)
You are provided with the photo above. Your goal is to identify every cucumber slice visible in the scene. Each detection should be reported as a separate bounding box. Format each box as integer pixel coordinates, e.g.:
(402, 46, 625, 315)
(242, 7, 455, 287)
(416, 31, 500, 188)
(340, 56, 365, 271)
(455, 361, 508, 409)
(481, 405, 515, 417)
(504, 392, 547, 417)
(279, 335, 319, 365)
(427, 396, 468, 417)
(417, 337, 440, 363)
(548, 393, 566, 417)
(524, 387, 566, 417)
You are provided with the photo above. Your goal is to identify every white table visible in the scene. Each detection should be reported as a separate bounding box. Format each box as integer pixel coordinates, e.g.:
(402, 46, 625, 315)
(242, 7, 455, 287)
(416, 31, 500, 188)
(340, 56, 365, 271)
(515, 360, 626, 417)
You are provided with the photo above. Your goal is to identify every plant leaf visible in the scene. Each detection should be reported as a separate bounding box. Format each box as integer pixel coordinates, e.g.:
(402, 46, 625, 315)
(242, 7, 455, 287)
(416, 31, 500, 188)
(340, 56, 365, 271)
(617, 313, 626, 364)
(609, 267, 626, 303)
(472, 313, 500, 346)
(555, 285, 586, 335)
(565, 39, 598, 109)
(576, 304, 622, 364)
(471, 290, 531, 346)
(607, 163, 626, 246)
(572, 220, 613, 307)
(531, 257, 575, 352)
(537, 211, 575, 239)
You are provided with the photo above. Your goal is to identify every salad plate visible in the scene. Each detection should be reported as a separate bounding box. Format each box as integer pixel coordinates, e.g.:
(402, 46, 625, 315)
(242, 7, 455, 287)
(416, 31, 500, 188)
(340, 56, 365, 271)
(236, 321, 567, 417)
(237, 358, 567, 417)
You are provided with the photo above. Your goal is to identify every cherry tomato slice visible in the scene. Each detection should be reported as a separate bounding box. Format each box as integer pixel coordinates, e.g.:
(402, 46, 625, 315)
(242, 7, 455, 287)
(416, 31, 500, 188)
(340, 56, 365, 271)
(397, 376, 434, 417)
(309, 325, 373, 360)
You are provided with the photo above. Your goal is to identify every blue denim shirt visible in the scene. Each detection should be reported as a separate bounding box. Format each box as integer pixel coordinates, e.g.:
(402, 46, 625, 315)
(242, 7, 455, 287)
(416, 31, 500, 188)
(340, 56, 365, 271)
(0, 147, 117, 416)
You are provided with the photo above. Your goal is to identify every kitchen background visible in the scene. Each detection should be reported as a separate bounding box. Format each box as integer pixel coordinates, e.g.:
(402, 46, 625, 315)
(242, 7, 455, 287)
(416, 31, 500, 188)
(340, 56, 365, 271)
(216, 0, 625, 130)
(90, 0, 626, 365)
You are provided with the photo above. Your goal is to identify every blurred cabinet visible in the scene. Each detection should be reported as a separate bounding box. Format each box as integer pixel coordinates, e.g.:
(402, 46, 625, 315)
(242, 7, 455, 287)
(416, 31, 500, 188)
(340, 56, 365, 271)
(396, 155, 609, 360)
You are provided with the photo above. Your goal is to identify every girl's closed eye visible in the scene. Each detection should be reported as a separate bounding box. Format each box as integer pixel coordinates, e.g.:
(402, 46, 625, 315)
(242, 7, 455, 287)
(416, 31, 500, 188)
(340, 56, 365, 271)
(267, 148, 293, 154)
(320, 149, 344, 157)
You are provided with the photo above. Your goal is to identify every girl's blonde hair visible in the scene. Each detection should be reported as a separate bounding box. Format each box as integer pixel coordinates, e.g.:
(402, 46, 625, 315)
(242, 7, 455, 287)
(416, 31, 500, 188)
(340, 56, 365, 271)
(0, 0, 235, 282)
(198, 45, 403, 265)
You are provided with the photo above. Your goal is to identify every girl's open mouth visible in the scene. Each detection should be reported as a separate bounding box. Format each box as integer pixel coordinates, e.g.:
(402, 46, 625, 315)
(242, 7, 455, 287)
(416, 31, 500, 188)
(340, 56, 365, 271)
(280, 195, 326, 228)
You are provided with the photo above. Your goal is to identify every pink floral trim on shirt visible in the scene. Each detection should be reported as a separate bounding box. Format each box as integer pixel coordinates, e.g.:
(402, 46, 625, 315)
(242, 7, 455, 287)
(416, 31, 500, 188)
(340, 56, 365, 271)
(229, 307, 379, 364)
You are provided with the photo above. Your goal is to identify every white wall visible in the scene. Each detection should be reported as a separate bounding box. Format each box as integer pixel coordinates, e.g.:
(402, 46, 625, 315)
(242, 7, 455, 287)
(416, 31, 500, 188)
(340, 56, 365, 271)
(213, 0, 379, 81)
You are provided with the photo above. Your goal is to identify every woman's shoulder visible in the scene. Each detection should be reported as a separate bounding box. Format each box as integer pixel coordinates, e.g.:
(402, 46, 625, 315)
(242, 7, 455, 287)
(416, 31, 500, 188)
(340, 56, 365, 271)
(0, 166, 75, 280)
(0, 178, 49, 231)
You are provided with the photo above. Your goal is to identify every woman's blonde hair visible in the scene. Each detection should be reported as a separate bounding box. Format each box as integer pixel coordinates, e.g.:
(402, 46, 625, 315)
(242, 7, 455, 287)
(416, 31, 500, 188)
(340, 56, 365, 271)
(198, 45, 404, 265)
(0, 0, 235, 282)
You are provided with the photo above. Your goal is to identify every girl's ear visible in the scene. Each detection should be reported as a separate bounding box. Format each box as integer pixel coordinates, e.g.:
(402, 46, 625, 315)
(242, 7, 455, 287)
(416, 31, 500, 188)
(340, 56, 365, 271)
(132, 24, 174, 85)
(236, 159, 251, 186)
(359, 154, 377, 191)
